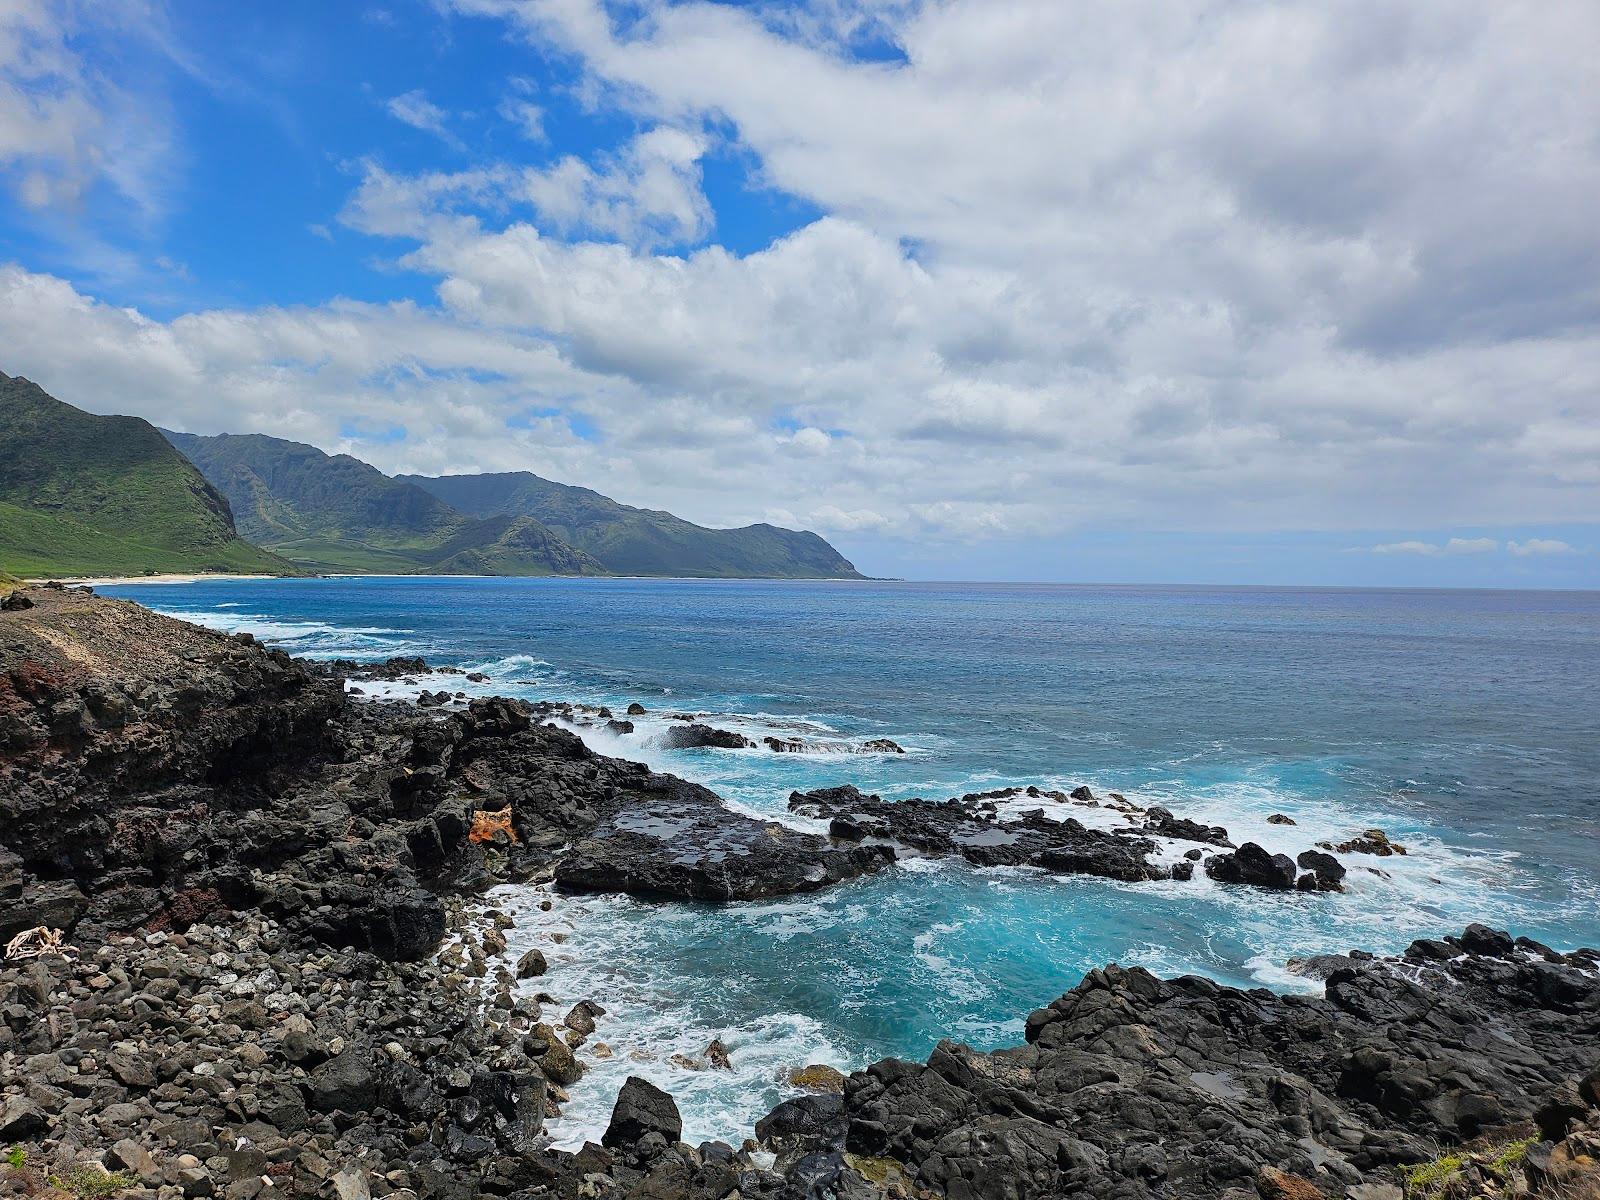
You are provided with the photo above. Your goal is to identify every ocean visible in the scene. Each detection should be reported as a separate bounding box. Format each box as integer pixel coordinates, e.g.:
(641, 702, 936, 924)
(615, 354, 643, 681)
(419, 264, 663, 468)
(101, 576, 1600, 1146)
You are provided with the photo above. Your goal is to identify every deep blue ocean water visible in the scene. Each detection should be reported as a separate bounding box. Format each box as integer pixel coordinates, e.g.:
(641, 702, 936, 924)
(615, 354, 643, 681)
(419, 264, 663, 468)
(103, 577, 1600, 1143)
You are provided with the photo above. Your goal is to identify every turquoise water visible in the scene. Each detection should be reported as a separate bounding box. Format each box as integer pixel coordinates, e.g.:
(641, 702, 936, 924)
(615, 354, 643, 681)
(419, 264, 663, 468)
(105, 577, 1600, 1143)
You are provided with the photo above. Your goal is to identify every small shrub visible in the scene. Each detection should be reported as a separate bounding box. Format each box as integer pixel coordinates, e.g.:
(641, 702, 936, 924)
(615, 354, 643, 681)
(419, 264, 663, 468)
(48, 1165, 138, 1199)
(1487, 1136, 1537, 1176)
(1400, 1153, 1467, 1200)
(4, 1146, 26, 1169)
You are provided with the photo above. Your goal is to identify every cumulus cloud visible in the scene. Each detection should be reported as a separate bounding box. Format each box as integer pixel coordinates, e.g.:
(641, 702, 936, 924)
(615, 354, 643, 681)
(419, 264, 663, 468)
(810, 505, 890, 533)
(518, 127, 711, 248)
(1508, 539, 1580, 557)
(1372, 538, 1499, 556)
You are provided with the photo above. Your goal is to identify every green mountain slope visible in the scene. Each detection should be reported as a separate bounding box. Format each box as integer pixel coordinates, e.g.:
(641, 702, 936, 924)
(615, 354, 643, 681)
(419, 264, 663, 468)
(164, 431, 602, 576)
(164, 431, 464, 549)
(0, 373, 290, 578)
(397, 471, 865, 579)
(426, 514, 606, 576)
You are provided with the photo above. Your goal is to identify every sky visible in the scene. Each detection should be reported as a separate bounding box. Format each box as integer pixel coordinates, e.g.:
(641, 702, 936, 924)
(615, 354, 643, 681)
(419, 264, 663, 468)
(0, 0, 1597, 586)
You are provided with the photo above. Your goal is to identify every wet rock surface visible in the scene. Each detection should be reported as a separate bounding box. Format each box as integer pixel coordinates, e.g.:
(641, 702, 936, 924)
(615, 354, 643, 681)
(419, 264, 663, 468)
(4, 588, 1598, 1200)
(775, 927, 1600, 1200)
(553, 784, 894, 901)
(790, 785, 1173, 882)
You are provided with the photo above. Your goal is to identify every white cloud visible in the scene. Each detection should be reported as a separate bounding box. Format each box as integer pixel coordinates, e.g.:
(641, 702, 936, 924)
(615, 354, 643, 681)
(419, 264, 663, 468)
(1371, 541, 1440, 556)
(0, 0, 176, 218)
(518, 127, 711, 248)
(1372, 537, 1499, 556)
(385, 89, 457, 144)
(811, 505, 889, 533)
(785, 427, 831, 456)
(498, 78, 545, 142)
(1508, 538, 1580, 557)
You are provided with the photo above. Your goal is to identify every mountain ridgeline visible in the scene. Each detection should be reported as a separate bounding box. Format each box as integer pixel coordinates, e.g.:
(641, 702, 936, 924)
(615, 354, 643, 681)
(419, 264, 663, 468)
(398, 470, 863, 579)
(0, 373, 290, 578)
(167, 431, 864, 579)
(162, 431, 606, 577)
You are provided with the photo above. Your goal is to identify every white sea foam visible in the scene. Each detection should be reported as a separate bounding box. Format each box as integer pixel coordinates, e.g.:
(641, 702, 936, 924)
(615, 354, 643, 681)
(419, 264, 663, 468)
(151, 607, 419, 660)
(487, 884, 852, 1148)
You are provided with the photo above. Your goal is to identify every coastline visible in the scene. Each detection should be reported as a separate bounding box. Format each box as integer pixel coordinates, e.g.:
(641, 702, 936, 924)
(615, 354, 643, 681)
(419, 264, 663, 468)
(1, 585, 1597, 1200)
(55, 571, 887, 586)
(41, 571, 285, 586)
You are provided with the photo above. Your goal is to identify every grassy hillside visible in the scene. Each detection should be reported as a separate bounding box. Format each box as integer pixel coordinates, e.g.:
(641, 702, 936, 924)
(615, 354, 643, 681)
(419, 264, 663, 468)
(165, 431, 464, 549)
(427, 514, 606, 576)
(165, 431, 605, 576)
(0, 374, 290, 578)
(399, 471, 864, 579)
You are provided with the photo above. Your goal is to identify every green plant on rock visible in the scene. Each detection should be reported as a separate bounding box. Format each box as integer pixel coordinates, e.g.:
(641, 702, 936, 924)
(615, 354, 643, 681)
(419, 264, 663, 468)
(1487, 1136, 1537, 1177)
(4, 1145, 26, 1169)
(48, 1165, 138, 1199)
(1400, 1152, 1468, 1200)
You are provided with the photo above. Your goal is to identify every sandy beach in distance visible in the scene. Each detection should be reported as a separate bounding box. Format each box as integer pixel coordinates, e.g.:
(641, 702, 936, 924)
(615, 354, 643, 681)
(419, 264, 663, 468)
(43, 572, 286, 586)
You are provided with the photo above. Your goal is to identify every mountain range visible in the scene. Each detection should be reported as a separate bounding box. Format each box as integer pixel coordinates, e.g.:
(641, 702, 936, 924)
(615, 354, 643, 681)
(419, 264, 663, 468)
(0, 371, 864, 580)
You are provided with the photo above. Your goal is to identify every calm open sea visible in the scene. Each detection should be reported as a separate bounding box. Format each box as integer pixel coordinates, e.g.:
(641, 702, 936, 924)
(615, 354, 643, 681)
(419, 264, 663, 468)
(103, 577, 1600, 1143)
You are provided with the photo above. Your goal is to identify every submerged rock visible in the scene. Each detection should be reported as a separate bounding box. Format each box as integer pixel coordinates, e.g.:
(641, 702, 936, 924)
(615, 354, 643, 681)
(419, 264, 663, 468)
(789, 1064, 848, 1093)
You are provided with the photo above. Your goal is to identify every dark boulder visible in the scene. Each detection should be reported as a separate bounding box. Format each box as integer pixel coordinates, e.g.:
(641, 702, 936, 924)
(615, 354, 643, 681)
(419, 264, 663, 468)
(602, 1077, 682, 1150)
(661, 723, 755, 750)
(304, 1049, 378, 1114)
(1204, 842, 1297, 889)
(1295, 848, 1346, 891)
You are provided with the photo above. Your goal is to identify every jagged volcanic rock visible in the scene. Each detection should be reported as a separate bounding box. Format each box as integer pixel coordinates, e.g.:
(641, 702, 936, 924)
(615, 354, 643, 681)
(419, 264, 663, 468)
(753, 926, 1600, 1200)
(790, 784, 1171, 882)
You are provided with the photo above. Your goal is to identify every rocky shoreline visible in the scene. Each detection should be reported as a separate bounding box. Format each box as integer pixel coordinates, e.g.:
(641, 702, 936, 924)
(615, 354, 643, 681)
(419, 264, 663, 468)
(2, 585, 1597, 1200)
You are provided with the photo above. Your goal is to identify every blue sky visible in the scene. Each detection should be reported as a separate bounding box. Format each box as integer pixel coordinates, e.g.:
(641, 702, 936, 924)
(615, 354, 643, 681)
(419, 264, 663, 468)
(1, 0, 1597, 586)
